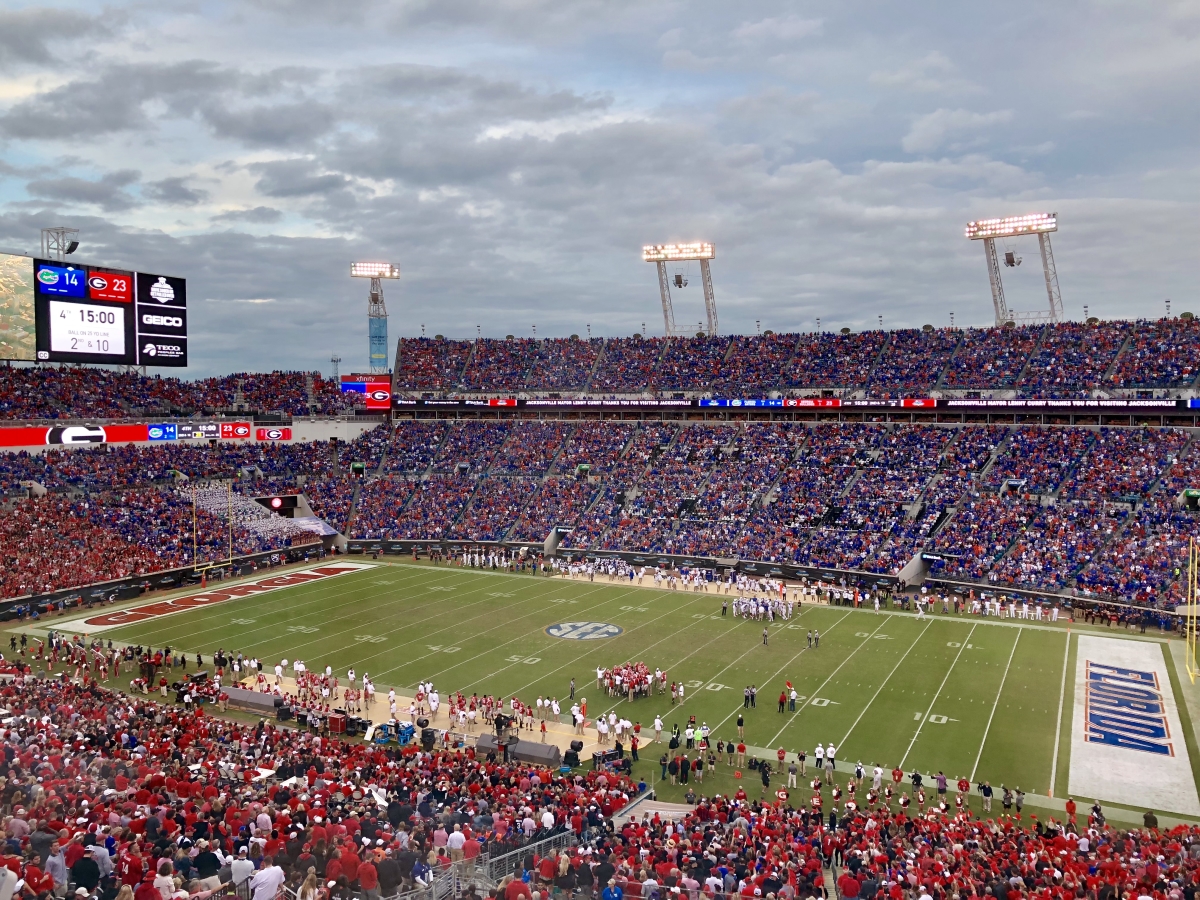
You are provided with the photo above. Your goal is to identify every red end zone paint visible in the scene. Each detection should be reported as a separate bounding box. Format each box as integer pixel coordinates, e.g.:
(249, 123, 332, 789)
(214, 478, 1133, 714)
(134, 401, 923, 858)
(76, 563, 371, 633)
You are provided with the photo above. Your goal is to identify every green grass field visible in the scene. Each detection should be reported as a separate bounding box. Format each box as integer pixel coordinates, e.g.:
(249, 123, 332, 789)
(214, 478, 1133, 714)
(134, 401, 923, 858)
(38, 560, 1200, 825)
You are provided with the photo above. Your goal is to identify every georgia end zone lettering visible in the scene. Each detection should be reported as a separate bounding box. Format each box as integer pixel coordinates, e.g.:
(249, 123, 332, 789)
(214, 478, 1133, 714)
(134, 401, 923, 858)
(1085, 661, 1174, 756)
(78, 564, 371, 632)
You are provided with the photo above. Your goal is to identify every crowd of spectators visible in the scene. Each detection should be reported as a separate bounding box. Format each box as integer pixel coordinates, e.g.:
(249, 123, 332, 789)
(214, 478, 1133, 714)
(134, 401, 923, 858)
(712, 333, 799, 394)
(589, 338, 667, 394)
(984, 427, 1095, 496)
(450, 478, 539, 542)
(431, 424, 512, 474)
(5, 416, 1200, 605)
(0, 676, 640, 900)
(942, 325, 1043, 390)
(0, 484, 306, 599)
(381, 423, 449, 475)
(1108, 317, 1200, 388)
(1016, 321, 1130, 397)
(523, 338, 603, 391)
(492, 424, 571, 475)
(655, 336, 733, 393)
(930, 493, 1040, 581)
(0, 367, 365, 419)
(867, 328, 962, 396)
(786, 332, 886, 390)
(551, 423, 635, 476)
(1061, 428, 1188, 500)
(393, 337, 475, 393)
(1, 319, 1199, 424)
(510, 476, 599, 543)
(347, 476, 418, 541)
(461, 340, 537, 392)
(2, 672, 1198, 900)
(304, 477, 357, 535)
(989, 502, 1125, 590)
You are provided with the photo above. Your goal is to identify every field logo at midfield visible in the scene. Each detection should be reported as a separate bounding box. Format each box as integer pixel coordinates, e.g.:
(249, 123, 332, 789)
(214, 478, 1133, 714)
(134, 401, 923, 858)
(73, 562, 374, 634)
(545, 622, 623, 640)
(1069, 635, 1200, 816)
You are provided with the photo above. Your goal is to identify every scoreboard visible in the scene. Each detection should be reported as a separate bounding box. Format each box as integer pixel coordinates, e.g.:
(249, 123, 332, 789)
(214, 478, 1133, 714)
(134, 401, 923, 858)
(2, 254, 189, 366)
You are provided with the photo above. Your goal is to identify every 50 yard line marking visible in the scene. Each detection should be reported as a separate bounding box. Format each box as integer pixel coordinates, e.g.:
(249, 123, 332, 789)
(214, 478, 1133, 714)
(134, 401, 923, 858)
(899, 622, 976, 769)
(1048, 629, 1071, 796)
(969, 628, 1021, 781)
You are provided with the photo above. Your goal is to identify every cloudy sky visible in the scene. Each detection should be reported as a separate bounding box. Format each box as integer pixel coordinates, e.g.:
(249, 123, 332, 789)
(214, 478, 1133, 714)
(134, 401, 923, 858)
(0, 0, 1196, 376)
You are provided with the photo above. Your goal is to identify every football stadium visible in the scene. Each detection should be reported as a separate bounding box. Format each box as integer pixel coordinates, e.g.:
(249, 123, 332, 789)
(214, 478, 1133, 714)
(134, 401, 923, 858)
(0, 5, 1198, 900)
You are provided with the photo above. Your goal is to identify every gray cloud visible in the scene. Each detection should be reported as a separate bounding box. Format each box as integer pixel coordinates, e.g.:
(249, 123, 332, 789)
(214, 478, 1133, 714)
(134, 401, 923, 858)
(144, 177, 209, 206)
(25, 170, 141, 212)
(0, 62, 233, 140)
(211, 206, 283, 224)
(201, 101, 339, 148)
(249, 159, 353, 198)
(0, 1, 1195, 377)
(0, 8, 107, 70)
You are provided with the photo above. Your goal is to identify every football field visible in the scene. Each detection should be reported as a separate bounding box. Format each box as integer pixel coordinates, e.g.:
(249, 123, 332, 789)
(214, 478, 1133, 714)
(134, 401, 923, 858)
(43, 559, 1200, 822)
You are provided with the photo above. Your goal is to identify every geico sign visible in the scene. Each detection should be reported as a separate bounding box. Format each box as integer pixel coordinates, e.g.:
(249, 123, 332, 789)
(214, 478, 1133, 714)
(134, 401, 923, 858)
(142, 314, 183, 327)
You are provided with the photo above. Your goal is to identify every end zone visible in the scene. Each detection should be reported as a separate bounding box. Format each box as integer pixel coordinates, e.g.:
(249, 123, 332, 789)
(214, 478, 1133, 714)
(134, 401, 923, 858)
(68, 562, 375, 634)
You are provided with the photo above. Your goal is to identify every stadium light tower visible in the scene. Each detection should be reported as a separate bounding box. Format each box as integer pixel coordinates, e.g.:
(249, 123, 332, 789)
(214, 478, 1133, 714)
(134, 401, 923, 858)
(965, 213, 1063, 326)
(642, 243, 717, 337)
(351, 262, 399, 374)
(41, 227, 79, 261)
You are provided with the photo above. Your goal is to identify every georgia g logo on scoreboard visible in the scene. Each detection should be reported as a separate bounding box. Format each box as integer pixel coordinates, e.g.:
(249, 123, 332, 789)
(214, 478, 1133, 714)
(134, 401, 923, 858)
(46, 426, 106, 445)
(256, 427, 293, 441)
(220, 423, 252, 440)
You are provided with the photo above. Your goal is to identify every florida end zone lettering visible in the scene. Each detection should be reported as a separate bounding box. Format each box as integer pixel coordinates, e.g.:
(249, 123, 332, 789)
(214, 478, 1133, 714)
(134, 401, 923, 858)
(1085, 662, 1174, 756)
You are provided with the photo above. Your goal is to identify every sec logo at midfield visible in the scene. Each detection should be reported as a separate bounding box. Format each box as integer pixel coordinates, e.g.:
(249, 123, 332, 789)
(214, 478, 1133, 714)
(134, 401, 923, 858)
(545, 622, 623, 640)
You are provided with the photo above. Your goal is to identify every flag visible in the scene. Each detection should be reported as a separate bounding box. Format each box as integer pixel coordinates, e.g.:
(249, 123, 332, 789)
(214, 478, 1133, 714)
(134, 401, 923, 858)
(785, 680, 792, 690)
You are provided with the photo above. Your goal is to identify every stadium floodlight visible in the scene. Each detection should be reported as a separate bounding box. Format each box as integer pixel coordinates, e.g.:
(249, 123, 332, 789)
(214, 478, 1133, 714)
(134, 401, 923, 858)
(965, 213, 1057, 241)
(642, 243, 716, 262)
(643, 242, 718, 337)
(350, 262, 400, 279)
(964, 213, 1062, 327)
(351, 261, 399, 374)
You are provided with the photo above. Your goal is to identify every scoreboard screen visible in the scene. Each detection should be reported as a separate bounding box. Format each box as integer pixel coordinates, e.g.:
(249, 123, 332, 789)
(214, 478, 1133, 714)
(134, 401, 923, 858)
(21, 257, 188, 366)
(35, 260, 137, 364)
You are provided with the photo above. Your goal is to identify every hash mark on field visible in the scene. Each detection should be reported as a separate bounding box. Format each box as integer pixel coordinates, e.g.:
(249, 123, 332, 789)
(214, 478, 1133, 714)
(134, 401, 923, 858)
(839, 619, 931, 747)
(900, 622, 976, 768)
(970, 628, 1021, 781)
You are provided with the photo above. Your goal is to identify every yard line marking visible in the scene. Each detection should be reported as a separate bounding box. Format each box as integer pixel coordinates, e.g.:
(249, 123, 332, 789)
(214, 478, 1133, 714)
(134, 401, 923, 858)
(708, 610, 855, 737)
(487, 593, 755, 701)
(372, 581, 640, 683)
(766, 615, 890, 747)
(195, 566, 564, 668)
(1048, 629, 1071, 796)
(838, 619, 932, 748)
(107, 563, 463, 647)
(616, 607, 823, 720)
(969, 628, 1021, 781)
(899, 622, 977, 769)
